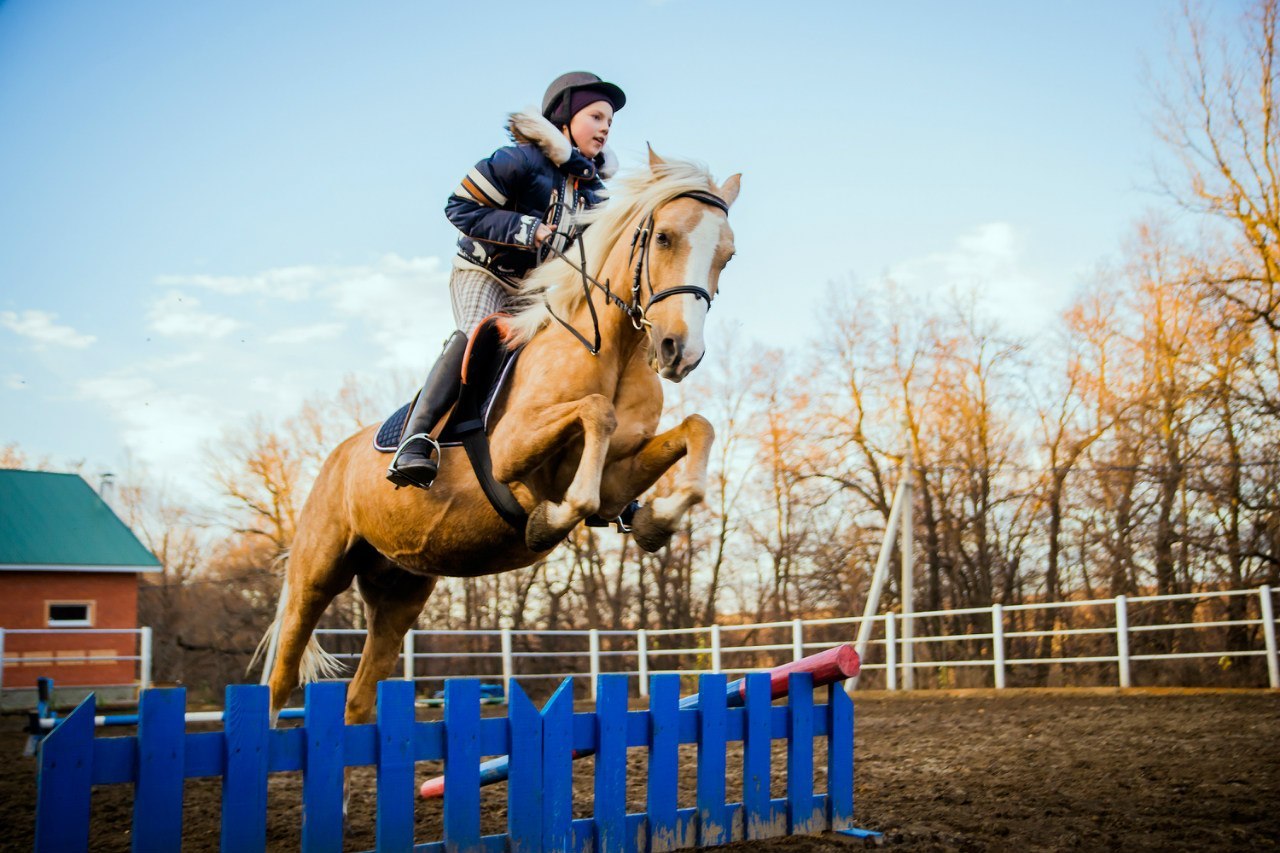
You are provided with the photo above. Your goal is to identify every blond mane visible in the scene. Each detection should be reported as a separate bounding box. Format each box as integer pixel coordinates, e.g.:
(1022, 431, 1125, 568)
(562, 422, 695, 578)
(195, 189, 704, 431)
(502, 158, 721, 346)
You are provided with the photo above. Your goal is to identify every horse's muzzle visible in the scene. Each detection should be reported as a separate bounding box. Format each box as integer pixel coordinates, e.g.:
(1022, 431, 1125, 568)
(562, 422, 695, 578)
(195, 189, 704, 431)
(653, 334, 703, 382)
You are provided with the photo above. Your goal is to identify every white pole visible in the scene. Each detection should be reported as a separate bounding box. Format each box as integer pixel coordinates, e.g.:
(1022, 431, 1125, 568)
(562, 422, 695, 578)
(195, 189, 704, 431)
(139, 626, 153, 691)
(589, 629, 600, 701)
(791, 619, 804, 662)
(885, 613, 898, 691)
(901, 454, 915, 690)
(992, 604, 1006, 690)
(402, 631, 414, 682)
(259, 576, 290, 686)
(501, 628, 514, 702)
(1115, 595, 1131, 688)
(1259, 586, 1278, 690)
(710, 624, 722, 674)
(637, 629, 649, 698)
(852, 475, 907, 666)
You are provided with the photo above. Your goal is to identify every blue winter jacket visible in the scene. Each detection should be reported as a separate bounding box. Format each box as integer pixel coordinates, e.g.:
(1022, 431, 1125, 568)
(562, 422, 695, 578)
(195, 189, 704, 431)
(446, 109, 616, 283)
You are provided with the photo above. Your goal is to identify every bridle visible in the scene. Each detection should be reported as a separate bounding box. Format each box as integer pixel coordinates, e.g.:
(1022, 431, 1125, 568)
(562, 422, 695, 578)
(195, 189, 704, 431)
(540, 189, 730, 355)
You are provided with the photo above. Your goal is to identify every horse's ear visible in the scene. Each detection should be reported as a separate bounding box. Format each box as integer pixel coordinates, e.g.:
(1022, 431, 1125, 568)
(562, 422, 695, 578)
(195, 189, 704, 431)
(719, 173, 742, 208)
(648, 144, 666, 170)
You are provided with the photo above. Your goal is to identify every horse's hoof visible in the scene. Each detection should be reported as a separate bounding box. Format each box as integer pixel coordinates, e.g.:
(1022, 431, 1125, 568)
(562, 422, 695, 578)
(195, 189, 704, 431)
(629, 505, 674, 553)
(525, 502, 569, 552)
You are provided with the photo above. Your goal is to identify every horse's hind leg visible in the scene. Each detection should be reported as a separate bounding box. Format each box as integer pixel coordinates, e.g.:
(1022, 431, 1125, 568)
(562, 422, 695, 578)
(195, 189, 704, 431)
(267, 523, 358, 715)
(602, 414, 715, 552)
(344, 567, 437, 724)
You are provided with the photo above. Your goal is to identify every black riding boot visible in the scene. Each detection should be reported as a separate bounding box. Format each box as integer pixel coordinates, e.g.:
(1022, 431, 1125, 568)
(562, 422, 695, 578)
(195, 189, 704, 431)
(386, 331, 468, 489)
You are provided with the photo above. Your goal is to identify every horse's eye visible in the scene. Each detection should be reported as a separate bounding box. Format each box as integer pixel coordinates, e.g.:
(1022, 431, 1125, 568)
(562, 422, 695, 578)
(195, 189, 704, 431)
(655, 232, 670, 247)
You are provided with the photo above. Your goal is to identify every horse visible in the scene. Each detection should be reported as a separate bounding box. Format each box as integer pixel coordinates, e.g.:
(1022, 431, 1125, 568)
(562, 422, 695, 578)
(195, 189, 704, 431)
(265, 149, 740, 725)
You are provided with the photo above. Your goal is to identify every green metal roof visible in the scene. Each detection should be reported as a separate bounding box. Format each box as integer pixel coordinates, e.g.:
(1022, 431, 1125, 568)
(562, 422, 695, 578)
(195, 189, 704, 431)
(0, 470, 161, 572)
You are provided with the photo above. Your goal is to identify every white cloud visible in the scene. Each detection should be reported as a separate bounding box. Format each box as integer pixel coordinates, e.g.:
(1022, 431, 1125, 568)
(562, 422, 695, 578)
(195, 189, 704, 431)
(886, 222, 1061, 330)
(266, 322, 345, 345)
(0, 309, 96, 349)
(4, 373, 28, 390)
(147, 291, 241, 339)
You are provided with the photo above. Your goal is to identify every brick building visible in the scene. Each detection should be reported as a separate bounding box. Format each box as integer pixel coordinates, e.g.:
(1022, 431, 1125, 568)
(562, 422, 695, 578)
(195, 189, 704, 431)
(0, 469, 160, 707)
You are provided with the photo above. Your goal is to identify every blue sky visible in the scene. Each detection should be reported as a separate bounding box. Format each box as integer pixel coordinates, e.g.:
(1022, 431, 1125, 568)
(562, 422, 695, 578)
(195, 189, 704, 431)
(0, 1, 1239, 502)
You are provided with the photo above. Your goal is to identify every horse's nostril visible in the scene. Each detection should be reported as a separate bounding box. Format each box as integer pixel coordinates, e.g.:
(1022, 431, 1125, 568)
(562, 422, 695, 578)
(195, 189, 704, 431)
(661, 337, 681, 365)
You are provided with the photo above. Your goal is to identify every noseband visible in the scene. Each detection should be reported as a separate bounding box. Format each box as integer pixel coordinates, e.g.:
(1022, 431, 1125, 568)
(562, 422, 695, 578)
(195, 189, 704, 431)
(542, 190, 729, 355)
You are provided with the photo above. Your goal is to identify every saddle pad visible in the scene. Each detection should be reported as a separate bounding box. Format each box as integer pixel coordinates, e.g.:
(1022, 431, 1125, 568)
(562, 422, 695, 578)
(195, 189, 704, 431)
(373, 317, 522, 453)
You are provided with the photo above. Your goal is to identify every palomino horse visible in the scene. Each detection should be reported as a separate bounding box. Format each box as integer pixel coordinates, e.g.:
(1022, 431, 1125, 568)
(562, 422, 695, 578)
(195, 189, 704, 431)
(266, 150, 739, 724)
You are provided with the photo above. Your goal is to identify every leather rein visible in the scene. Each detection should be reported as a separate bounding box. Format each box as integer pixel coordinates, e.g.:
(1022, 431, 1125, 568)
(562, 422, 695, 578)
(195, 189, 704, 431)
(540, 189, 730, 355)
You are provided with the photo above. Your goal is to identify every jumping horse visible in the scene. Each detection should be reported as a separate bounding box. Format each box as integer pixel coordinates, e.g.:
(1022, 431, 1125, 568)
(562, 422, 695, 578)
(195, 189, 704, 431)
(265, 150, 740, 725)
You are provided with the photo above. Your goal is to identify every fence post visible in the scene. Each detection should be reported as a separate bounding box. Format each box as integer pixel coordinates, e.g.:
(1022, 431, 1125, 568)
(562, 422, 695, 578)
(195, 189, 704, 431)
(589, 629, 600, 701)
(992, 604, 1006, 689)
(885, 613, 898, 691)
(139, 626, 152, 691)
(901, 457, 915, 690)
(403, 631, 414, 682)
(501, 628, 514, 701)
(1260, 586, 1279, 689)
(637, 629, 649, 698)
(791, 619, 804, 662)
(710, 624, 722, 674)
(1115, 595, 1131, 688)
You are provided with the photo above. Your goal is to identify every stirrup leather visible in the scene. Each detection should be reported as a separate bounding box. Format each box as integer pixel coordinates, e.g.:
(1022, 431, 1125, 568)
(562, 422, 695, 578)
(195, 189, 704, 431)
(386, 433, 442, 489)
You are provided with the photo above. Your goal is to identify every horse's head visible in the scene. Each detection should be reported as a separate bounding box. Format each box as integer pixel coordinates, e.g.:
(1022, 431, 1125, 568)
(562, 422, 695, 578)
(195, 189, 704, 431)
(640, 149, 740, 382)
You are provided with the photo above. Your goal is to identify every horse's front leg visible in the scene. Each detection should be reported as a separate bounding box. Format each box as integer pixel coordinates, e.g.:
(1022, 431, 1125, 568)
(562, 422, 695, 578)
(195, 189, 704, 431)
(601, 414, 715, 552)
(492, 394, 617, 552)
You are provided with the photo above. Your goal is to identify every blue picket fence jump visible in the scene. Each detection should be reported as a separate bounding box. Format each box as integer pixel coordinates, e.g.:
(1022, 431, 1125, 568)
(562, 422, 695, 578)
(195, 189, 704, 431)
(35, 672, 864, 852)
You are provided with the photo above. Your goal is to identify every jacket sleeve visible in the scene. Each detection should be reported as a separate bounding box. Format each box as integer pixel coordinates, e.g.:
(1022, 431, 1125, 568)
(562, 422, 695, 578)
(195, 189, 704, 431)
(445, 146, 542, 250)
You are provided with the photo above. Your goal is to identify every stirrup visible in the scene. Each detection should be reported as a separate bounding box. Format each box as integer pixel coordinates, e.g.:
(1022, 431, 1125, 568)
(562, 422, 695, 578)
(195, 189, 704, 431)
(585, 500, 641, 533)
(386, 433, 442, 489)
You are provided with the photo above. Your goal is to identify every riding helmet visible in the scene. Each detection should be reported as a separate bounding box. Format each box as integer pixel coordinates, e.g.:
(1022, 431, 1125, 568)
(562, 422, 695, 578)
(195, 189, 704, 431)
(542, 71, 626, 128)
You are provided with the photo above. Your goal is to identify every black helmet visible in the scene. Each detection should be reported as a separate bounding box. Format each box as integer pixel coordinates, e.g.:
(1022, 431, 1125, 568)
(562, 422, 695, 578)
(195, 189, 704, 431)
(542, 71, 626, 128)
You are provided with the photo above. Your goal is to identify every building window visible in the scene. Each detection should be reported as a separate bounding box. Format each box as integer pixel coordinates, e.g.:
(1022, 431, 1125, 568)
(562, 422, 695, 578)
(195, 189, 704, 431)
(47, 601, 94, 627)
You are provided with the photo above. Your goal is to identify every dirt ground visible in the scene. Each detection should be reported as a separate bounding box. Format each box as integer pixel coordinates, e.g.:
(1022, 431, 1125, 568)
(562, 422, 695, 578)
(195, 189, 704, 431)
(3, 689, 1277, 852)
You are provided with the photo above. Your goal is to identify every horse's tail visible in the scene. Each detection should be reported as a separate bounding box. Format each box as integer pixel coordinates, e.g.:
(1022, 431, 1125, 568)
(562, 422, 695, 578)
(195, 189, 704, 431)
(249, 552, 348, 684)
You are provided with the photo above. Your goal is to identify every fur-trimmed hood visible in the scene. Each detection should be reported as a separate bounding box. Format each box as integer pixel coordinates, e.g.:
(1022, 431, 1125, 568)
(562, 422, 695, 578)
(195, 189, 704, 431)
(507, 107, 618, 181)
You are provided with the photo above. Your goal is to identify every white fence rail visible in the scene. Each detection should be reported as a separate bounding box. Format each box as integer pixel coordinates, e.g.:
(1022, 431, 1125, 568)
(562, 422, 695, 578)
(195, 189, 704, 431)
(307, 585, 1279, 697)
(0, 626, 152, 694)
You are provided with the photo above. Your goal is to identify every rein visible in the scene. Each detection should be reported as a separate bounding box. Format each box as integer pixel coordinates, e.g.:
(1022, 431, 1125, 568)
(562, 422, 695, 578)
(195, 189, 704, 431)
(539, 189, 729, 355)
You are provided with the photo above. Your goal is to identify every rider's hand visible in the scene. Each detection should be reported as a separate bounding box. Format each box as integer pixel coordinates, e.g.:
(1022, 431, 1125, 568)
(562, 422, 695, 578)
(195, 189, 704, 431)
(534, 223, 554, 247)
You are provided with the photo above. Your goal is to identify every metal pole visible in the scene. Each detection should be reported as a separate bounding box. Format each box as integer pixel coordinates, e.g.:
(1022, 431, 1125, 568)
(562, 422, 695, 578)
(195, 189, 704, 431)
(139, 626, 153, 691)
(992, 604, 1006, 690)
(589, 629, 600, 701)
(402, 631, 414, 681)
(637, 629, 649, 698)
(885, 613, 898, 691)
(1115, 595, 1131, 688)
(901, 453, 915, 690)
(501, 628, 514, 701)
(791, 619, 804, 662)
(710, 624, 722, 674)
(1259, 586, 1279, 689)
(850, 473, 907, 689)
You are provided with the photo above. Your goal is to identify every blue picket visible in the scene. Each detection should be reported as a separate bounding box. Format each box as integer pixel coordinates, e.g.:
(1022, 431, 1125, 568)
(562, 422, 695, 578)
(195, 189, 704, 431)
(132, 687, 187, 853)
(35, 693, 95, 853)
(742, 672, 777, 840)
(541, 678, 575, 853)
(786, 673, 824, 835)
(506, 681, 542, 853)
(302, 682, 347, 853)
(375, 680, 416, 852)
(594, 674, 629, 853)
(443, 679, 481, 853)
(221, 684, 270, 853)
(827, 683, 854, 831)
(695, 673, 729, 848)
(647, 674, 681, 852)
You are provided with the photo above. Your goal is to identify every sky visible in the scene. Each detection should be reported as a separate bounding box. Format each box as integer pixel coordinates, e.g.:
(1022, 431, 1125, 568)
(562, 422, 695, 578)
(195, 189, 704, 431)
(0, 1, 1243, 506)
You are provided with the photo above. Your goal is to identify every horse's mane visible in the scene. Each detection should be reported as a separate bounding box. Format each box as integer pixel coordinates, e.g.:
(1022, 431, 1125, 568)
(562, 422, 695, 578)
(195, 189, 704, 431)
(502, 158, 720, 346)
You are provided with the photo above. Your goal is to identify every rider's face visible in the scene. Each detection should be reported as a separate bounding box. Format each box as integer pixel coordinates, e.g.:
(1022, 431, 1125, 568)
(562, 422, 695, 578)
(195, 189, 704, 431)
(565, 101, 613, 159)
